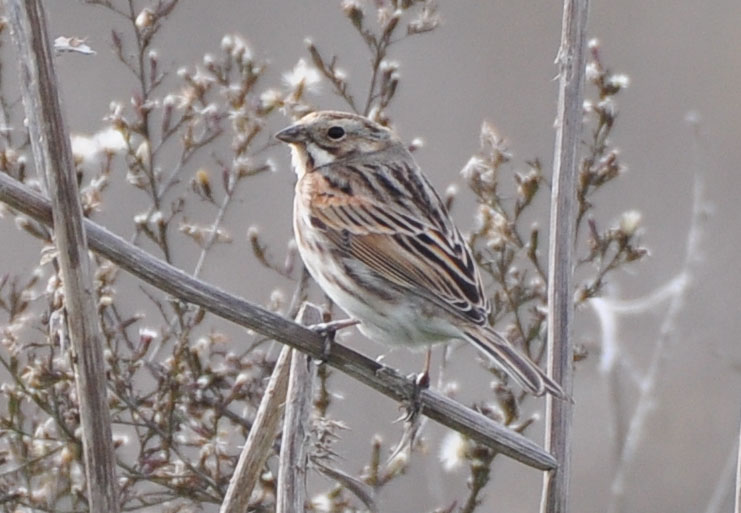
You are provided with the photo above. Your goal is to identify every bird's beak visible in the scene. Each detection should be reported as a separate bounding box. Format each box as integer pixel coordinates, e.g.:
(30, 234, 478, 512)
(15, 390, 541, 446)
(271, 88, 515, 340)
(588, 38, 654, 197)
(275, 123, 306, 143)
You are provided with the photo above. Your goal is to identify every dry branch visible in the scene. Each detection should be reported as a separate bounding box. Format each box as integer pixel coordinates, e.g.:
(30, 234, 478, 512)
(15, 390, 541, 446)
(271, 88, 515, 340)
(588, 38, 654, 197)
(0, 171, 557, 471)
(607, 134, 707, 513)
(5, 0, 119, 510)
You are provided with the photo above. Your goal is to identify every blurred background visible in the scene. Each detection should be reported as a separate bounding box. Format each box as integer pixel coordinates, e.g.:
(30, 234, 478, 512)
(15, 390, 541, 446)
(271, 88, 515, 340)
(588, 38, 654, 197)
(1, 1, 740, 512)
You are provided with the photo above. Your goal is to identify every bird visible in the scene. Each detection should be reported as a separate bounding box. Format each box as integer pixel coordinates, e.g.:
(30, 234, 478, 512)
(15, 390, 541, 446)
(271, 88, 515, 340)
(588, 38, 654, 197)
(275, 110, 565, 399)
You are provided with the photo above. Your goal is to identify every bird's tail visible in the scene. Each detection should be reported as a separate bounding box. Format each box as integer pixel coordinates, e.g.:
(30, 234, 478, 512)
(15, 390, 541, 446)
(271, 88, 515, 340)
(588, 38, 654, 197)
(462, 326, 568, 400)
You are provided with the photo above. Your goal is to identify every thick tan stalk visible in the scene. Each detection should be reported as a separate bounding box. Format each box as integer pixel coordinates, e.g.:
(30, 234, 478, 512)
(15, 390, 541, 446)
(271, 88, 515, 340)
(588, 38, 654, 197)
(541, 0, 589, 512)
(5, 0, 120, 510)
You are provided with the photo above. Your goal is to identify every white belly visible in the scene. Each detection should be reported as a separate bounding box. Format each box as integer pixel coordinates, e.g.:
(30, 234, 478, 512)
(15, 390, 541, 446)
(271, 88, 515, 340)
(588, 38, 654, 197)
(293, 202, 460, 348)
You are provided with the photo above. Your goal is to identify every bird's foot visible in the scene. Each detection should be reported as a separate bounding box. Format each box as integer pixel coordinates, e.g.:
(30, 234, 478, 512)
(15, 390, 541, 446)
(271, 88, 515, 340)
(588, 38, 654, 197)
(309, 318, 360, 362)
(397, 371, 430, 424)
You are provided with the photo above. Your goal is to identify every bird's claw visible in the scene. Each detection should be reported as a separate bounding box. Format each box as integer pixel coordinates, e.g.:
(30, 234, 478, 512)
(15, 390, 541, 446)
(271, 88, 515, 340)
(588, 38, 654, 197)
(309, 318, 360, 363)
(397, 371, 429, 423)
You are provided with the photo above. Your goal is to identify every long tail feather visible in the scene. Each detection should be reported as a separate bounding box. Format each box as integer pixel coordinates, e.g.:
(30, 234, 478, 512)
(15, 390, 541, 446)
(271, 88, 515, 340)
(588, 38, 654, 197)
(462, 326, 568, 400)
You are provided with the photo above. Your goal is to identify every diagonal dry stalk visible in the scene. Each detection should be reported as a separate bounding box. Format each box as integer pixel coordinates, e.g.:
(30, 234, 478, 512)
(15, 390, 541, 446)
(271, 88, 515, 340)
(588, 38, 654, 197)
(4, 0, 120, 511)
(220, 345, 292, 513)
(0, 170, 557, 472)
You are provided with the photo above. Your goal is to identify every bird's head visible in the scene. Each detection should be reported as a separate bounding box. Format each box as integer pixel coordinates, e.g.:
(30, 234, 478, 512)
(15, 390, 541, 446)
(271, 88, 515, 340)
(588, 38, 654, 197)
(275, 111, 397, 170)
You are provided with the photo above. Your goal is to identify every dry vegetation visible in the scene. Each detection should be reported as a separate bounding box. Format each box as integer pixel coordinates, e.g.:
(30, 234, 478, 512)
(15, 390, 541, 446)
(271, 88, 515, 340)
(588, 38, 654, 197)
(0, 1, 659, 512)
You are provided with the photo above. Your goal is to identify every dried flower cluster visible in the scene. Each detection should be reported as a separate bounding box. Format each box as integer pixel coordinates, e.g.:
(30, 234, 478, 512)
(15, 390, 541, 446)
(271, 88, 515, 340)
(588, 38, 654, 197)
(0, 1, 312, 510)
(436, 39, 646, 507)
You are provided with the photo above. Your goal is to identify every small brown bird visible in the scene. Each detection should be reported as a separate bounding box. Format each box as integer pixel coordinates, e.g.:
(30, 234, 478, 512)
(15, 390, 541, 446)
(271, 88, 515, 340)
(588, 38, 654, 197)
(276, 111, 565, 398)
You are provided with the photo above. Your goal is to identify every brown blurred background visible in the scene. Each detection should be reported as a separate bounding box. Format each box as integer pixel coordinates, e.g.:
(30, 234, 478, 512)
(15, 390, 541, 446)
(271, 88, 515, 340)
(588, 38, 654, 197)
(2, 1, 740, 512)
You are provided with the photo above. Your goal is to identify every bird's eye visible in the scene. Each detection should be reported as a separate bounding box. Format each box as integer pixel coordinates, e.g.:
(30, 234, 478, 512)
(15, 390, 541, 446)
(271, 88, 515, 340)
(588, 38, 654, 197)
(327, 126, 345, 140)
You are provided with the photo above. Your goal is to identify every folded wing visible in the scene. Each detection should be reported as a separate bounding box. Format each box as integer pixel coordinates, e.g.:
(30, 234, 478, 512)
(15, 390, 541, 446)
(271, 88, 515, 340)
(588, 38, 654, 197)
(309, 158, 490, 326)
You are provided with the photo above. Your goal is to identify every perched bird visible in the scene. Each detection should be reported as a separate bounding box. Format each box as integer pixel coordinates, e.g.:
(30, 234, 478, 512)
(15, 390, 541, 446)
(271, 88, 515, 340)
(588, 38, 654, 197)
(276, 111, 565, 398)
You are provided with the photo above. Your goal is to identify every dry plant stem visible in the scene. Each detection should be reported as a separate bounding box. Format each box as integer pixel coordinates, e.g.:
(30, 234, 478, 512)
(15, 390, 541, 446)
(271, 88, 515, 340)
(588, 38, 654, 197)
(703, 439, 741, 513)
(192, 181, 235, 277)
(708, 423, 741, 513)
(0, 173, 557, 471)
(277, 304, 320, 513)
(276, 351, 313, 512)
(460, 450, 495, 513)
(4, 0, 120, 511)
(220, 345, 292, 513)
(541, 0, 589, 512)
(313, 460, 377, 511)
(192, 165, 266, 278)
(593, 278, 684, 457)
(606, 157, 706, 513)
(733, 414, 741, 513)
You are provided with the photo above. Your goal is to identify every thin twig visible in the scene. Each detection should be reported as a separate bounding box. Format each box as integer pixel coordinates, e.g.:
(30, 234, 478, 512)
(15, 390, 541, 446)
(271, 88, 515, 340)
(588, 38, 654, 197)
(0, 172, 557, 471)
(606, 131, 706, 513)
(5, 1, 120, 511)
(702, 431, 740, 513)
(313, 459, 377, 512)
(192, 173, 238, 277)
(540, 0, 589, 512)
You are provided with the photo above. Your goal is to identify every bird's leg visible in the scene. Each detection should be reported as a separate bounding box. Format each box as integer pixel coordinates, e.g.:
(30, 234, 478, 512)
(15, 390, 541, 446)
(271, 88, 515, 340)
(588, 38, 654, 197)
(418, 347, 432, 389)
(401, 347, 432, 423)
(309, 318, 360, 362)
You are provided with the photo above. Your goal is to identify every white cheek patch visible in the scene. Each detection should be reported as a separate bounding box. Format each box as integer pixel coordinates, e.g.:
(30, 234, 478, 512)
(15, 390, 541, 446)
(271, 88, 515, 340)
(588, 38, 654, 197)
(305, 142, 336, 168)
(290, 142, 336, 178)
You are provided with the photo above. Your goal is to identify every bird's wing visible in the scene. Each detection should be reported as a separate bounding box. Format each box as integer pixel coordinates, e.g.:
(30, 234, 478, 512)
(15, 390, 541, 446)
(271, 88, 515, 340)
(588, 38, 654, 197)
(462, 326, 567, 399)
(307, 159, 490, 326)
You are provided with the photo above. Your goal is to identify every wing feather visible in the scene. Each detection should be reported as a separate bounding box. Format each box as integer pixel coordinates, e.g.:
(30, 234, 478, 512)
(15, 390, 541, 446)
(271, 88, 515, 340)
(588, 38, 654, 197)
(308, 158, 490, 325)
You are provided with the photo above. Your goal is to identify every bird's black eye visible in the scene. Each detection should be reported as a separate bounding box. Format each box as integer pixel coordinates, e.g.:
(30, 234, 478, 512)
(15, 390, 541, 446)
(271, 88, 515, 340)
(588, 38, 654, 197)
(327, 126, 345, 140)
